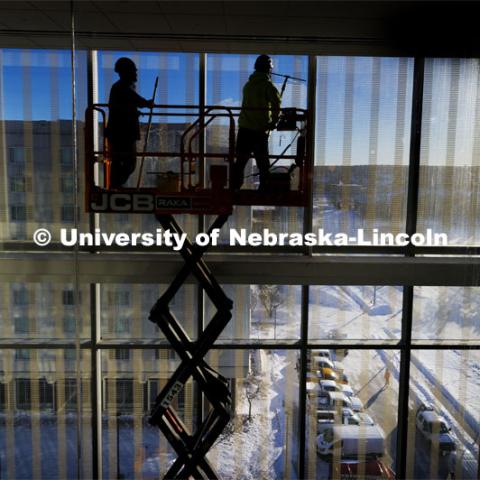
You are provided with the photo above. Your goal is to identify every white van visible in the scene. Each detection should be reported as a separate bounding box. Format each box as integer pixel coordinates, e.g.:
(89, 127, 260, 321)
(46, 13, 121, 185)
(317, 425, 385, 460)
(349, 396, 364, 412)
(317, 391, 352, 410)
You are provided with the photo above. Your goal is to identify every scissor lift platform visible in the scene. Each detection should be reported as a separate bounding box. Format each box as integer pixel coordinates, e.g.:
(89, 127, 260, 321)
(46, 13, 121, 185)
(85, 103, 311, 479)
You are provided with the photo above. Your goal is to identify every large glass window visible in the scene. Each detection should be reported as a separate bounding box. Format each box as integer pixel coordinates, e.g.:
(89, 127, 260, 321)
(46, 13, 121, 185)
(305, 349, 399, 479)
(0, 48, 88, 243)
(314, 57, 413, 241)
(406, 350, 479, 479)
(206, 54, 308, 240)
(418, 58, 480, 245)
(0, 349, 90, 479)
(0, 41, 477, 480)
(309, 285, 402, 341)
(96, 51, 200, 237)
(413, 286, 480, 343)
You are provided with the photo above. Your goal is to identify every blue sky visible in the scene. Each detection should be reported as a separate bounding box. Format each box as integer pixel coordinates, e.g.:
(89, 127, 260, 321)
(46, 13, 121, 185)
(1, 49, 475, 166)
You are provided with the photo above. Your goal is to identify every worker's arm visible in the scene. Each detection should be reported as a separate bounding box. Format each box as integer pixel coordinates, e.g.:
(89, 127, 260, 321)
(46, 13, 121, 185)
(267, 83, 281, 128)
(131, 89, 153, 109)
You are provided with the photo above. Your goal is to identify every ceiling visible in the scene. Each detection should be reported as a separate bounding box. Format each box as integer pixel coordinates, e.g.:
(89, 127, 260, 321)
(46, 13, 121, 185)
(0, 1, 479, 56)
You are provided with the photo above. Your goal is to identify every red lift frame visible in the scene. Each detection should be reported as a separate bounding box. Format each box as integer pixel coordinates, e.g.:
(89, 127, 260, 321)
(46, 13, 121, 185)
(84, 104, 310, 215)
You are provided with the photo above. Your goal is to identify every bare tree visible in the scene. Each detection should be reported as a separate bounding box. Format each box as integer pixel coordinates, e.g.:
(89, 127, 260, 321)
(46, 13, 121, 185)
(258, 285, 284, 319)
(245, 373, 261, 421)
(249, 285, 258, 313)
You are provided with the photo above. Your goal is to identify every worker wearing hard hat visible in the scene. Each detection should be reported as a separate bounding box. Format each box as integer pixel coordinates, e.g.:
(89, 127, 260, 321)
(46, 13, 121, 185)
(233, 55, 281, 190)
(106, 57, 154, 188)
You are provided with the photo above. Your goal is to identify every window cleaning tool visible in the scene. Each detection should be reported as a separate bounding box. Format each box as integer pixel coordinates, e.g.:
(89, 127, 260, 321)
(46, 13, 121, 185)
(136, 76, 159, 188)
(271, 72, 306, 97)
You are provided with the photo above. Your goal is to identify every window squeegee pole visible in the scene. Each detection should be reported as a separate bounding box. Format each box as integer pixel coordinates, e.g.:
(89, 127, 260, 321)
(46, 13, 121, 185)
(136, 76, 159, 189)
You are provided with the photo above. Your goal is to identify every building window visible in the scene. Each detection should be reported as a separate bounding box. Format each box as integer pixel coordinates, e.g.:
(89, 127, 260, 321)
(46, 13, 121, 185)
(115, 317, 130, 335)
(10, 205, 26, 222)
(108, 291, 131, 307)
(146, 379, 159, 412)
(15, 379, 31, 410)
(8, 147, 25, 164)
(13, 287, 28, 306)
(39, 379, 54, 411)
(64, 349, 76, 362)
(116, 379, 133, 412)
(15, 349, 30, 361)
(63, 315, 76, 335)
(14, 316, 29, 334)
(61, 205, 75, 223)
(10, 176, 26, 193)
(60, 147, 73, 167)
(60, 176, 74, 193)
(64, 378, 77, 411)
(115, 349, 130, 361)
(0, 383, 5, 411)
(62, 289, 74, 306)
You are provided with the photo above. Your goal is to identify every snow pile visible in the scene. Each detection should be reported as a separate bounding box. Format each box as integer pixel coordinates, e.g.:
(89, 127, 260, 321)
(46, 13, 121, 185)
(209, 351, 286, 480)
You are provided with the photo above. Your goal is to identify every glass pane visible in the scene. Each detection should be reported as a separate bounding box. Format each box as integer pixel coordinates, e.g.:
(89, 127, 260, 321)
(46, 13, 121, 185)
(313, 56, 413, 242)
(208, 285, 301, 342)
(305, 349, 399, 478)
(413, 286, 480, 343)
(0, 48, 88, 244)
(206, 349, 299, 478)
(407, 349, 479, 479)
(309, 286, 402, 341)
(0, 282, 89, 341)
(206, 54, 308, 241)
(100, 349, 195, 478)
(100, 283, 197, 340)
(418, 58, 480, 245)
(95, 51, 199, 238)
(0, 348, 90, 479)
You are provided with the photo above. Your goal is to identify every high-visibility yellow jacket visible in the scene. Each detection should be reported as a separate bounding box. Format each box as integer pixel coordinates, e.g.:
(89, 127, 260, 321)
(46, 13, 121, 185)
(238, 72, 281, 132)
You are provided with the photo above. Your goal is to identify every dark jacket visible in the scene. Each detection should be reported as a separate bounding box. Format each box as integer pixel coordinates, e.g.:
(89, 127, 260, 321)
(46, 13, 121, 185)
(238, 72, 281, 132)
(106, 79, 149, 142)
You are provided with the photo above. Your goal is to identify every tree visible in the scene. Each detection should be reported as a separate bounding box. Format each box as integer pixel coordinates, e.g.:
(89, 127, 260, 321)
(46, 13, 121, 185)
(257, 285, 284, 319)
(244, 373, 260, 421)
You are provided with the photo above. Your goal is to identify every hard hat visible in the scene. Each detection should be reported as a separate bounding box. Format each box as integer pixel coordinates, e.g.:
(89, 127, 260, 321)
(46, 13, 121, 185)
(254, 55, 273, 73)
(114, 57, 137, 74)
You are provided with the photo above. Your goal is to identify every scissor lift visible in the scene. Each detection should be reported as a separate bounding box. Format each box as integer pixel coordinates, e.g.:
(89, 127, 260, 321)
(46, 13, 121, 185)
(85, 104, 311, 479)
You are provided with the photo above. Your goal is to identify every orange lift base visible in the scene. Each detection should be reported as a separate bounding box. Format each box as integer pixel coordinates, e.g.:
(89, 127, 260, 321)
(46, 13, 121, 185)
(87, 187, 235, 215)
(86, 187, 307, 215)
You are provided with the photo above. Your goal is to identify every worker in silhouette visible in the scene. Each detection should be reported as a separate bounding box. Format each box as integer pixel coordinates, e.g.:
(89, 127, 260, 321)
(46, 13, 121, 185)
(106, 57, 153, 188)
(233, 55, 281, 190)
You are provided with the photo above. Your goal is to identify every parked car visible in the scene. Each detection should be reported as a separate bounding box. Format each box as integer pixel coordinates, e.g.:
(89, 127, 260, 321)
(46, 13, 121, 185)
(415, 403, 456, 454)
(312, 356, 335, 370)
(317, 424, 386, 459)
(311, 349, 331, 360)
(341, 384, 354, 397)
(317, 367, 338, 382)
(319, 379, 341, 393)
(354, 412, 376, 427)
(306, 381, 322, 395)
(349, 396, 364, 413)
(317, 391, 352, 411)
(317, 410, 378, 434)
(317, 407, 357, 434)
